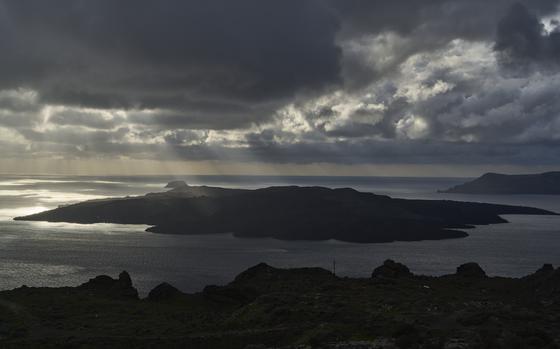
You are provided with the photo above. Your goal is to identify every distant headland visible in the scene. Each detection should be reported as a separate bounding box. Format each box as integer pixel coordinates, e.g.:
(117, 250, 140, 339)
(14, 181, 556, 243)
(441, 171, 560, 195)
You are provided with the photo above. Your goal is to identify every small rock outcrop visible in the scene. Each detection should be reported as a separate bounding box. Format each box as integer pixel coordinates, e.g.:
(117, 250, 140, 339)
(523, 264, 555, 282)
(234, 263, 277, 283)
(147, 282, 183, 301)
(119, 271, 133, 287)
(536, 264, 554, 273)
(371, 260, 412, 279)
(456, 263, 486, 278)
(525, 265, 560, 299)
(79, 271, 139, 299)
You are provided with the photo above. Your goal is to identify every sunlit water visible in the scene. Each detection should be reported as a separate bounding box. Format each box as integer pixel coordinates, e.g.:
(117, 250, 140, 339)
(0, 174, 559, 295)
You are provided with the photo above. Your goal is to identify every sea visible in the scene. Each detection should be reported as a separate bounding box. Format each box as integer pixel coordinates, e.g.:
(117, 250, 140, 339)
(0, 174, 559, 295)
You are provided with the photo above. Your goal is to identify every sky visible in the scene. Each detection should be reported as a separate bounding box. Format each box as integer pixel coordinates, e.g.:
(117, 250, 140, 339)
(1, 0, 560, 176)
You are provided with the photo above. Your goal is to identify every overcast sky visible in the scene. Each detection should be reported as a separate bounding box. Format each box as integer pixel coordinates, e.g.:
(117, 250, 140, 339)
(1, 0, 560, 176)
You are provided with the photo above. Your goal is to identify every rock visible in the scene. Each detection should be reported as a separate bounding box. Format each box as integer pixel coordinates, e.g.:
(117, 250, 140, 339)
(531, 268, 560, 299)
(536, 264, 554, 273)
(523, 264, 555, 283)
(79, 271, 139, 299)
(147, 282, 182, 301)
(81, 275, 116, 289)
(165, 180, 189, 189)
(234, 263, 276, 282)
(371, 260, 412, 279)
(456, 263, 486, 278)
(119, 271, 133, 287)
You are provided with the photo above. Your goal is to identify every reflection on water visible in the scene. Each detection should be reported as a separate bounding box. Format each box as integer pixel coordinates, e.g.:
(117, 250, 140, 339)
(0, 174, 559, 295)
(0, 206, 51, 220)
(0, 261, 84, 277)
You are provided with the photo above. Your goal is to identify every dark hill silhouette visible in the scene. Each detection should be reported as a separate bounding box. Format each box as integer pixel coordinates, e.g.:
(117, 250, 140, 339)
(15, 181, 557, 243)
(441, 172, 560, 195)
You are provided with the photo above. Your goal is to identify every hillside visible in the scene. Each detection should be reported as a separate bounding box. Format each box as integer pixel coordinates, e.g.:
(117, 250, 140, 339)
(441, 172, 560, 195)
(1, 261, 560, 348)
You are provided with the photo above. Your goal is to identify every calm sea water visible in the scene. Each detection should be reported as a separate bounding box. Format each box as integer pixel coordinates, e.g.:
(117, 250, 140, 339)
(0, 174, 559, 295)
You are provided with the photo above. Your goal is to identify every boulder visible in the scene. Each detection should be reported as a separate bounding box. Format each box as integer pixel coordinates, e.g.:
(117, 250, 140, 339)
(79, 270, 139, 299)
(536, 264, 554, 274)
(119, 271, 133, 287)
(147, 282, 183, 301)
(81, 275, 115, 288)
(372, 260, 412, 279)
(234, 263, 277, 283)
(456, 263, 486, 278)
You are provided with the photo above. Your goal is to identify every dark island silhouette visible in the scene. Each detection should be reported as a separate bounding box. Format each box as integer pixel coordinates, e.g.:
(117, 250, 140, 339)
(1, 261, 560, 347)
(441, 171, 560, 195)
(15, 181, 556, 243)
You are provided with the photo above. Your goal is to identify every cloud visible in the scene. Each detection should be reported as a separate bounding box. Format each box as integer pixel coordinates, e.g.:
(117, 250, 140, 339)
(0, 0, 559, 172)
(48, 108, 125, 130)
(1, 1, 341, 107)
(495, 2, 560, 74)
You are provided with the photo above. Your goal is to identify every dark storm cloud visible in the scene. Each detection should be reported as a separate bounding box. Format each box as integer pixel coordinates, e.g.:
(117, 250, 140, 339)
(1, 0, 341, 110)
(1, 0, 560, 168)
(335, 0, 558, 39)
(495, 2, 560, 73)
(336, 0, 560, 89)
(2, 0, 558, 111)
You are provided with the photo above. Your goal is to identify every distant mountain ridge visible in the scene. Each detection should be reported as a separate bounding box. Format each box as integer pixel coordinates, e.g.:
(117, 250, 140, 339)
(15, 180, 557, 243)
(441, 172, 560, 195)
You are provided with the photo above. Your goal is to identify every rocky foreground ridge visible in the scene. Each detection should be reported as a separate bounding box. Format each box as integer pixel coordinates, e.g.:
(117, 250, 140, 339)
(1, 261, 560, 348)
(15, 181, 557, 243)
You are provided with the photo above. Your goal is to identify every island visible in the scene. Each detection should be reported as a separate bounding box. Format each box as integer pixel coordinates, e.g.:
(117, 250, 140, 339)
(1, 261, 559, 348)
(14, 181, 556, 243)
(441, 171, 560, 195)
